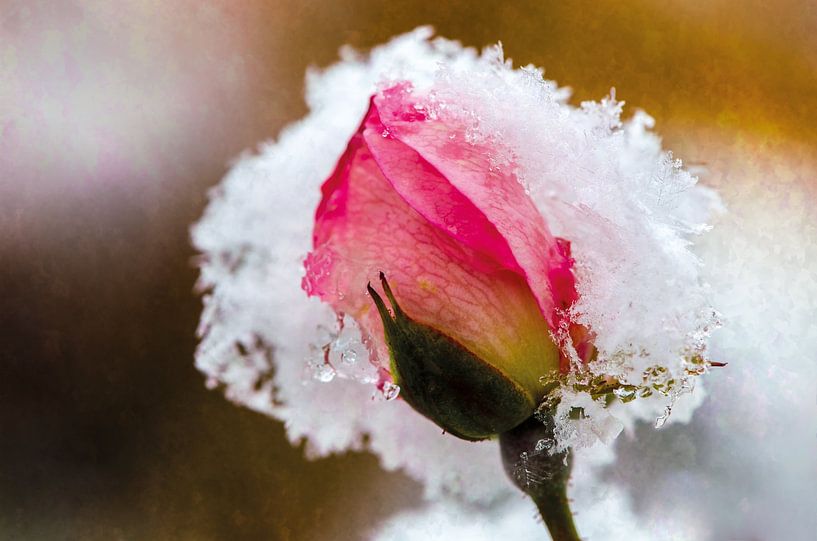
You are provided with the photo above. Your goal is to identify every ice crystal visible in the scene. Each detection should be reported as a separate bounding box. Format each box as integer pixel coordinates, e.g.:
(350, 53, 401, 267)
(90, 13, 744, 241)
(192, 27, 722, 500)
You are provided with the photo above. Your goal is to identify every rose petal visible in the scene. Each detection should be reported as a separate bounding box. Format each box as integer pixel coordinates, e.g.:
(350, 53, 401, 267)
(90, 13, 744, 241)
(362, 106, 521, 274)
(374, 86, 578, 329)
(304, 100, 560, 393)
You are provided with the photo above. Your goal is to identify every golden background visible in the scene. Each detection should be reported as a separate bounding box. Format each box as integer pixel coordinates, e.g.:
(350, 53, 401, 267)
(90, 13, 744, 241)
(2, 1, 815, 539)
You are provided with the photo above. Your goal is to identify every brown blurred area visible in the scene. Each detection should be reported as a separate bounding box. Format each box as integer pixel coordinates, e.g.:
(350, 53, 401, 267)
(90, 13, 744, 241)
(1, 1, 815, 539)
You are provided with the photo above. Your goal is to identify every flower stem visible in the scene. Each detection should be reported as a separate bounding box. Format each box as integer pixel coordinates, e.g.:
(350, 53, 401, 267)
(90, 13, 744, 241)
(499, 416, 581, 541)
(532, 482, 581, 541)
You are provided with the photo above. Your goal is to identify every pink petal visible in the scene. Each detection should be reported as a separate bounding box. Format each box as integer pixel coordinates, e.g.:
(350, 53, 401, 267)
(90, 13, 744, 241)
(374, 86, 578, 331)
(362, 103, 521, 274)
(304, 99, 560, 389)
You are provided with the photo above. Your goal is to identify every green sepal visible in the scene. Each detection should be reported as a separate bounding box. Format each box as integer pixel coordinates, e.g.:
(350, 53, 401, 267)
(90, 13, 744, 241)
(368, 273, 536, 441)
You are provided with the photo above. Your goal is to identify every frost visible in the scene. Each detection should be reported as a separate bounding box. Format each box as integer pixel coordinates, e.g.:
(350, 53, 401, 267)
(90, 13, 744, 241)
(398, 44, 723, 446)
(306, 316, 379, 385)
(369, 143, 817, 539)
(193, 27, 510, 502)
(192, 27, 720, 500)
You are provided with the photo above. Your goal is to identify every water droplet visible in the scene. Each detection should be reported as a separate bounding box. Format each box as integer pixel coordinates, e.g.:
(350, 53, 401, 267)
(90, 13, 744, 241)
(314, 363, 336, 383)
(341, 349, 357, 364)
(534, 438, 552, 452)
(382, 381, 400, 401)
(655, 405, 672, 428)
(613, 387, 635, 399)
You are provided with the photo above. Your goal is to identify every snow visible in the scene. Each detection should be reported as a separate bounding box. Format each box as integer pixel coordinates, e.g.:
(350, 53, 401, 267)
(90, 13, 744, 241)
(189, 30, 816, 539)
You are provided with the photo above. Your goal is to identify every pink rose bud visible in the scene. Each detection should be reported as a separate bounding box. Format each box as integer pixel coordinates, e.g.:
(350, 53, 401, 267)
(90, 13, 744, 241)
(303, 83, 587, 440)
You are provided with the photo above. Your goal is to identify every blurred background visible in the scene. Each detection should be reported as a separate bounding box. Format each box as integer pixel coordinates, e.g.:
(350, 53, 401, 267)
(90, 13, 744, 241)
(2, 1, 816, 539)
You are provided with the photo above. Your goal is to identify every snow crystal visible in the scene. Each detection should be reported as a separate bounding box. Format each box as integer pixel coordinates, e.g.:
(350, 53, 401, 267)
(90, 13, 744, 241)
(191, 27, 721, 501)
(368, 139, 817, 540)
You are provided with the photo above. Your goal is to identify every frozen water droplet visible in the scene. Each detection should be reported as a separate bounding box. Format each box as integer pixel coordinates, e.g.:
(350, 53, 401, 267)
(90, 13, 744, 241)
(382, 381, 400, 401)
(655, 405, 672, 428)
(341, 349, 357, 364)
(534, 438, 552, 452)
(314, 363, 336, 383)
(613, 386, 636, 400)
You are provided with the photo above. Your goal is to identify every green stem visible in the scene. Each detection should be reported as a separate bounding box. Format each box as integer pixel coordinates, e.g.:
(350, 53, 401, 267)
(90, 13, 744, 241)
(533, 482, 581, 541)
(499, 416, 581, 541)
